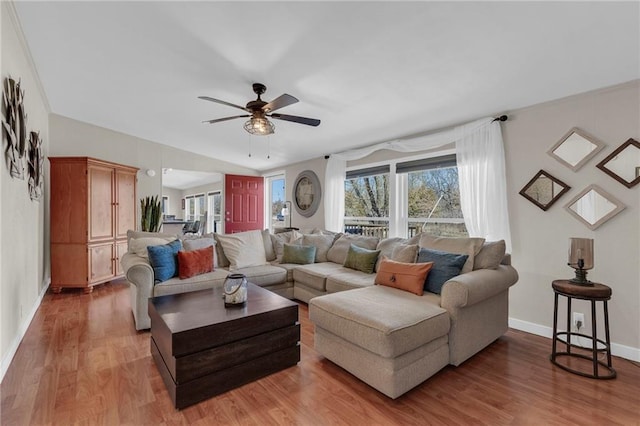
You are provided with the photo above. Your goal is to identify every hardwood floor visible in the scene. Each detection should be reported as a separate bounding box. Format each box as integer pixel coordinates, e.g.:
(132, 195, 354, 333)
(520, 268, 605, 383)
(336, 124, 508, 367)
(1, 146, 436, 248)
(2, 280, 639, 425)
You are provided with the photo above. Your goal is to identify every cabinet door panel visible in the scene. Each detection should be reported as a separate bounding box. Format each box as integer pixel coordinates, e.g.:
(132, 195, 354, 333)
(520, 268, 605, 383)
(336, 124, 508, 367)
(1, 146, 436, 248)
(115, 240, 128, 276)
(116, 170, 137, 239)
(88, 165, 115, 241)
(89, 243, 115, 283)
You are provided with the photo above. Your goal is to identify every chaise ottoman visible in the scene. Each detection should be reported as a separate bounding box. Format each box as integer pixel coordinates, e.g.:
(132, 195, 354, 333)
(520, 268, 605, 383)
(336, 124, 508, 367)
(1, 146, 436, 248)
(309, 285, 450, 398)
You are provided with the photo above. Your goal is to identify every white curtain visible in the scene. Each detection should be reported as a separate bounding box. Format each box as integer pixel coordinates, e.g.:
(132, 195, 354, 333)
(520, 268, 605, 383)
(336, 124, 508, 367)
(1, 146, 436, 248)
(456, 119, 512, 252)
(324, 117, 512, 251)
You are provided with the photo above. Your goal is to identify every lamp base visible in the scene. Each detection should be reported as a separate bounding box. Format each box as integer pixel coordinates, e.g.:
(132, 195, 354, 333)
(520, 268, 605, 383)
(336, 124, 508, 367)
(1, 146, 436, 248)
(569, 269, 593, 286)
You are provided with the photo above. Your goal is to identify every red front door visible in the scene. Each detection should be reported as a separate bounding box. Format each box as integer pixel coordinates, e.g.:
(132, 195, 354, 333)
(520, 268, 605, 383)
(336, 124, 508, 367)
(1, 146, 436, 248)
(224, 174, 264, 233)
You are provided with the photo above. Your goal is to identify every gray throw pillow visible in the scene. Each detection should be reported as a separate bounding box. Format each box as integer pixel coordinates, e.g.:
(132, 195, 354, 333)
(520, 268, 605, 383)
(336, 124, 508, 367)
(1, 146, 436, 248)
(375, 237, 407, 271)
(391, 243, 419, 263)
(417, 247, 468, 294)
(281, 244, 316, 265)
(343, 244, 381, 274)
(262, 229, 277, 262)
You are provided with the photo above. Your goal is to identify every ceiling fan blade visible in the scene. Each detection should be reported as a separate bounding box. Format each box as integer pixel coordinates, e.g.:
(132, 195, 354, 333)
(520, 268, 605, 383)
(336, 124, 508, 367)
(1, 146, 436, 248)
(270, 113, 321, 127)
(263, 94, 299, 112)
(202, 115, 250, 124)
(198, 96, 249, 112)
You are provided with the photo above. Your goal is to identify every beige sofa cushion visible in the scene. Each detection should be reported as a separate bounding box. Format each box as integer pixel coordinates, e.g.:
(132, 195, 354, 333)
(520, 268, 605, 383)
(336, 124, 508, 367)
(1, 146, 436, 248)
(216, 230, 268, 270)
(419, 234, 485, 273)
(473, 240, 506, 270)
(293, 262, 346, 292)
(235, 264, 287, 287)
(262, 229, 277, 262)
(327, 234, 379, 264)
(375, 237, 407, 271)
(271, 230, 303, 262)
(129, 237, 176, 258)
(302, 234, 336, 263)
(325, 269, 376, 293)
(310, 285, 450, 358)
(183, 237, 218, 268)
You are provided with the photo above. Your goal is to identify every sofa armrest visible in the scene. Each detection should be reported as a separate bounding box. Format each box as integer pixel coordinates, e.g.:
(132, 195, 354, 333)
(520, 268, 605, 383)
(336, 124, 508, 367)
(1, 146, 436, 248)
(121, 252, 154, 295)
(440, 265, 518, 311)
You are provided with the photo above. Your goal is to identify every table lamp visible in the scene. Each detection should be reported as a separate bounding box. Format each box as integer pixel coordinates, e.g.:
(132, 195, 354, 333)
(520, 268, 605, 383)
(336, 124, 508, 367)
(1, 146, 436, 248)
(567, 237, 594, 286)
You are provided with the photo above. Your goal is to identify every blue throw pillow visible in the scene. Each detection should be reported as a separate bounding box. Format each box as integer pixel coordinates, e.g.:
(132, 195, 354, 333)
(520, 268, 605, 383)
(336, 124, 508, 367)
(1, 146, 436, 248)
(147, 240, 182, 282)
(417, 247, 468, 294)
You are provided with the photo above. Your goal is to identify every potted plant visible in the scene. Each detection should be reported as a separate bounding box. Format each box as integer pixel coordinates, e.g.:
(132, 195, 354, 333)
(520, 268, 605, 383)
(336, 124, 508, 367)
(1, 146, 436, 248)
(140, 195, 163, 232)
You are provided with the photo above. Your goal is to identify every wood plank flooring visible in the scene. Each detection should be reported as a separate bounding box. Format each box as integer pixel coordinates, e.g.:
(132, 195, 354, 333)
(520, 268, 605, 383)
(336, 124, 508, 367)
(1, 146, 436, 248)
(2, 279, 639, 425)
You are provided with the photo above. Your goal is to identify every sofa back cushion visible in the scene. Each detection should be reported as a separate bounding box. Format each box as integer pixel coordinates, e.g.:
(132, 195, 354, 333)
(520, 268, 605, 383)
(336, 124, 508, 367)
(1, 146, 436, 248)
(271, 230, 303, 262)
(473, 240, 506, 270)
(417, 247, 468, 294)
(391, 243, 419, 263)
(418, 234, 484, 273)
(327, 234, 379, 264)
(183, 237, 218, 268)
(129, 236, 177, 258)
(375, 237, 407, 271)
(262, 229, 277, 262)
(375, 258, 433, 296)
(215, 230, 268, 271)
(302, 234, 336, 263)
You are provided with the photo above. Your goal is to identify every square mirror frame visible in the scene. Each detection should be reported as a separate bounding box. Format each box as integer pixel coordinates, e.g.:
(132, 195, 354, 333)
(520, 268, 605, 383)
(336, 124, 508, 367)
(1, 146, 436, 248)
(595, 138, 640, 188)
(519, 169, 571, 211)
(547, 127, 605, 172)
(564, 184, 626, 230)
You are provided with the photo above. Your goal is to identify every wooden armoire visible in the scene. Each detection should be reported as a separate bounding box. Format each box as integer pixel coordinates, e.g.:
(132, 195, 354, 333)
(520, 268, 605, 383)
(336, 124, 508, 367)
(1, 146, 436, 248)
(49, 157, 138, 293)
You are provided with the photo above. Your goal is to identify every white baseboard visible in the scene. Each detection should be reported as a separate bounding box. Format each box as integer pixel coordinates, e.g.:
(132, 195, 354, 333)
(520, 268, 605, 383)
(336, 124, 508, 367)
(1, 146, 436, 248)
(0, 279, 50, 382)
(509, 317, 640, 362)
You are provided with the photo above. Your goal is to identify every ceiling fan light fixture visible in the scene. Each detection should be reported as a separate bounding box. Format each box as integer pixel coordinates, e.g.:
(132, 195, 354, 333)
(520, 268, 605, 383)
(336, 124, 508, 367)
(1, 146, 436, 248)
(244, 117, 275, 136)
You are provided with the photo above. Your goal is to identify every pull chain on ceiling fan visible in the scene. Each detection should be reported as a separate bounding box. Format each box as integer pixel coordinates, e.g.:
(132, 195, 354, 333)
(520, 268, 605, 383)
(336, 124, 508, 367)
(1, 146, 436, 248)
(199, 83, 320, 136)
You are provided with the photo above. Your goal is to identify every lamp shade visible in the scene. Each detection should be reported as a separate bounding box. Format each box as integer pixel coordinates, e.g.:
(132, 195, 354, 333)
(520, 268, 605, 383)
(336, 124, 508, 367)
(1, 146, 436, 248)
(568, 238, 594, 270)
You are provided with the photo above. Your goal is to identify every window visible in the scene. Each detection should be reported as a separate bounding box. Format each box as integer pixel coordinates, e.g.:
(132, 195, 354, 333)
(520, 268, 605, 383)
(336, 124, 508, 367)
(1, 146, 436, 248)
(344, 152, 467, 238)
(184, 193, 206, 223)
(207, 191, 221, 233)
(161, 196, 168, 215)
(344, 166, 390, 238)
(266, 175, 285, 230)
(400, 155, 467, 237)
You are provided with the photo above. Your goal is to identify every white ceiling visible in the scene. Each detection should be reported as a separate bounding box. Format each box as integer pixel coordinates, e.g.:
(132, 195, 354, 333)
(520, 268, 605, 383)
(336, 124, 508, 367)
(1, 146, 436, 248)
(14, 1, 640, 172)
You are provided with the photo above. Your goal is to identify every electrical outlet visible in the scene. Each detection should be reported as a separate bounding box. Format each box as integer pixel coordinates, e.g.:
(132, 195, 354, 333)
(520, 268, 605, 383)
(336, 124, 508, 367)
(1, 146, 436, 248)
(573, 312, 584, 330)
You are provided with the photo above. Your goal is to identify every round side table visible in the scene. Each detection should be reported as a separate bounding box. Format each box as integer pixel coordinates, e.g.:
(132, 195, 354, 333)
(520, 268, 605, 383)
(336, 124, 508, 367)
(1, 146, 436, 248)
(550, 279, 616, 379)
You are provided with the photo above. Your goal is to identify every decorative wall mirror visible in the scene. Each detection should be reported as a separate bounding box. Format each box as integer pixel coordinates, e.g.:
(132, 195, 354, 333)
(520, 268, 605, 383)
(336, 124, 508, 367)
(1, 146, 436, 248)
(564, 184, 625, 230)
(595, 138, 640, 188)
(519, 170, 571, 211)
(547, 128, 605, 172)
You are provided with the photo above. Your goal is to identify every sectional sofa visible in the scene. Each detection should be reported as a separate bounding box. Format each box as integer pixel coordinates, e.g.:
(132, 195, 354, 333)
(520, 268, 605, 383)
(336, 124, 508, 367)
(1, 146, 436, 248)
(121, 228, 518, 398)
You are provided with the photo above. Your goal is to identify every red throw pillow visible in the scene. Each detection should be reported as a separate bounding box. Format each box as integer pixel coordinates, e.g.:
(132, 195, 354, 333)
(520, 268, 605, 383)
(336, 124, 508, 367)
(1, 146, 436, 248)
(178, 246, 214, 279)
(375, 258, 433, 296)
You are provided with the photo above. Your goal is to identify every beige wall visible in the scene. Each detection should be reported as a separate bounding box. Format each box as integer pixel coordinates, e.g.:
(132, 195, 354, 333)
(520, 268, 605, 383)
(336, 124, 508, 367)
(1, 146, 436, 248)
(161, 187, 183, 218)
(1, 2, 51, 377)
(49, 114, 257, 204)
(504, 81, 639, 357)
(264, 156, 327, 231)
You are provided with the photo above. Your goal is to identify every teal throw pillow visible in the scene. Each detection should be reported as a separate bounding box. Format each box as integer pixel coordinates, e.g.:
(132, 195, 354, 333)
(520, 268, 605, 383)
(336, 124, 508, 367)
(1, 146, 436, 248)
(343, 244, 380, 274)
(148, 239, 183, 282)
(417, 247, 468, 294)
(281, 243, 316, 265)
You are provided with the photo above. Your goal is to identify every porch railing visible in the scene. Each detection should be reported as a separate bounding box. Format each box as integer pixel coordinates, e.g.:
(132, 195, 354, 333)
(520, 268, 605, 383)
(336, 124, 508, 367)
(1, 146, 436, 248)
(344, 217, 467, 238)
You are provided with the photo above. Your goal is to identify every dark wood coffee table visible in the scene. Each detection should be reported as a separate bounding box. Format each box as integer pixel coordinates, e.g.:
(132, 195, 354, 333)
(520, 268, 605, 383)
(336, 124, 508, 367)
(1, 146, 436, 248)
(148, 282, 300, 409)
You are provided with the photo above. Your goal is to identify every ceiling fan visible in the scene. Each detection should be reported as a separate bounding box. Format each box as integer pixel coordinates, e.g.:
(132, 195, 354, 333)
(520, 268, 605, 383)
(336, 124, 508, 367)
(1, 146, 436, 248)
(199, 83, 321, 136)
